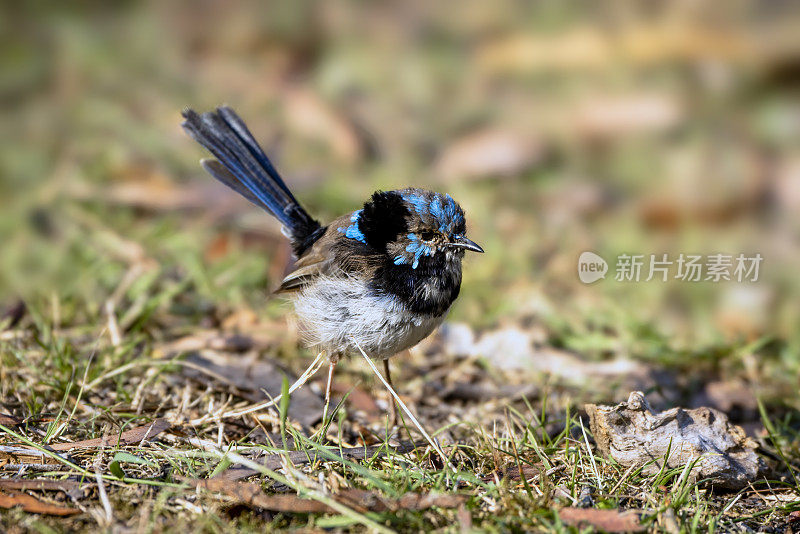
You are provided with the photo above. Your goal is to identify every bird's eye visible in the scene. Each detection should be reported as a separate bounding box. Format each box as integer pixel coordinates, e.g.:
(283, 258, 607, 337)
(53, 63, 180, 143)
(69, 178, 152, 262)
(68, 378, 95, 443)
(419, 230, 436, 241)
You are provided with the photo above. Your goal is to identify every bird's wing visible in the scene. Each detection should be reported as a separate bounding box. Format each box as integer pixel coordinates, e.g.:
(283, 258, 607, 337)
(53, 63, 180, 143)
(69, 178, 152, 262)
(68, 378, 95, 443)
(276, 252, 333, 293)
(275, 218, 347, 294)
(275, 212, 376, 294)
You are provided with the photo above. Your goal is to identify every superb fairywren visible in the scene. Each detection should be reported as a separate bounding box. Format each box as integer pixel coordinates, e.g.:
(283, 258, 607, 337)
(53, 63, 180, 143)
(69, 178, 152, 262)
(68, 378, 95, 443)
(181, 106, 483, 422)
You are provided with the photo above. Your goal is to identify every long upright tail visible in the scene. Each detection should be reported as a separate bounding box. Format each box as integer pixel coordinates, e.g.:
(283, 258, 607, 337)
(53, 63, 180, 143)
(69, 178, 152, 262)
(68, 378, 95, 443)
(181, 106, 324, 256)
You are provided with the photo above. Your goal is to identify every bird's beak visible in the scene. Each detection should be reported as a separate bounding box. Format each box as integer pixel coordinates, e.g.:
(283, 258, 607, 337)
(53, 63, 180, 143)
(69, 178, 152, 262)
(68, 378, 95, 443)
(448, 236, 484, 253)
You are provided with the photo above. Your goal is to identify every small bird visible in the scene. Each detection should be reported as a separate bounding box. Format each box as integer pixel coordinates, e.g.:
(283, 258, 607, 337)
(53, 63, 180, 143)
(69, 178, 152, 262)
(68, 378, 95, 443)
(181, 106, 483, 424)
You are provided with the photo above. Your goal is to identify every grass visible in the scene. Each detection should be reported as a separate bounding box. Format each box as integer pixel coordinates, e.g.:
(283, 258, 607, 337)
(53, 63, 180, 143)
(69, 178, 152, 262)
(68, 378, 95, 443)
(2, 307, 800, 532)
(3, 177, 799, 533)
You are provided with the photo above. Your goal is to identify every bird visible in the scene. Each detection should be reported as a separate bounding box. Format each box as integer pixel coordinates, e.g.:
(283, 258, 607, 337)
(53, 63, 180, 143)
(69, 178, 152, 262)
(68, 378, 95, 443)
(181, 106, 483, 426)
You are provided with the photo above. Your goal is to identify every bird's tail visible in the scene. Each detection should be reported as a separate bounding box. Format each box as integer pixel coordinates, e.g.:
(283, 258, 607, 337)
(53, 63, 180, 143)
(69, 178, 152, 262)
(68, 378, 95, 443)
(181, 106, 324, 256)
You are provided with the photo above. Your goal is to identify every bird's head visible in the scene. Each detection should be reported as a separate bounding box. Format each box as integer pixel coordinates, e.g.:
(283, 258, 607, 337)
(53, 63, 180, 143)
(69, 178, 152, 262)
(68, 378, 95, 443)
(339, 188, 483, 270)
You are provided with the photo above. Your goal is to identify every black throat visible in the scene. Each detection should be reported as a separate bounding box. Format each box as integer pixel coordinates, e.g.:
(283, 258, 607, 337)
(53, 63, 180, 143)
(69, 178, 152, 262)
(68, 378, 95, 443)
(372, 254, 462, 316)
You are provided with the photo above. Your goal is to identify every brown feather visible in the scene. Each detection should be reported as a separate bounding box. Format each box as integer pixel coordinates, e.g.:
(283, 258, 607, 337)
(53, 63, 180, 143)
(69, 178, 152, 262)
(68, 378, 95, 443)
(276, 214, 352, 294)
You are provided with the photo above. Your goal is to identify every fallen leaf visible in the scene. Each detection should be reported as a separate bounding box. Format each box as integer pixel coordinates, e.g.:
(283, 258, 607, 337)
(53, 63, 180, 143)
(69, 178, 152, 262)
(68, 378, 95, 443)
(434, 128, 543, 182)
(477, 28, 611, 73)
(714, 285, 773, 341)
(220, 309, 259, 330)
(478, 25, 753, 75)
(188, 478, 465, 513)
(67, 168, 226, 212)
(440, 382, 538, 403)
(48, 419, 170, 451)
(180, 352, 324, 427)
(0, 479, 83, 493)
(571, 94, 682, 139)
(163, 332, 265, 353)
(394, 492, 467, 511)
(330, 382, 382, 418)
(481, 464, 542, 483)
(0, 414, 21, 426)
(215, 441, 421, 481)
(693, 379, 758, 414)
(469, 327, 650, 390)
(457, 502, 472, 532)
(0, 491, 80, 516)
(0, 445, 63, 465)
(558, 507, 645, 532)
(284, 88, 362, 164)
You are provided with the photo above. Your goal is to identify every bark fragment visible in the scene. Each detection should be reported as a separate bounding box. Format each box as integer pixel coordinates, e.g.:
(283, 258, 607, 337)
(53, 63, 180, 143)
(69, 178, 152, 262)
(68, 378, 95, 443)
(586, 391, 763, 489)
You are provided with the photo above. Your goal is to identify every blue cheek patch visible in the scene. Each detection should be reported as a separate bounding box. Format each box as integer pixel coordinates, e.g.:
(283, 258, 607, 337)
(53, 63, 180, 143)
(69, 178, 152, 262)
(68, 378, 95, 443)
(404, 232, 433, 269)
(392, 233, 433, 269)
(337, 210, 366, 243)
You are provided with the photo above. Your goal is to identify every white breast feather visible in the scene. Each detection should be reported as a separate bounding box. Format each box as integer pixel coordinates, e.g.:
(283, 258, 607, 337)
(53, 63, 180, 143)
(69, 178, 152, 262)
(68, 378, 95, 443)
(292, 275, 445, 359)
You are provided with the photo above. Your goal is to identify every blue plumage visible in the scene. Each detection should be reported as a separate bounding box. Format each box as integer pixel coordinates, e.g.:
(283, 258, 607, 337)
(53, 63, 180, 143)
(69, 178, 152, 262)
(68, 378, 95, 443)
(404, 233, 433, 268)
(182, 106, 483, 426)
(401, 191, 465, 235)
(181, 107, 323, 256)
(337, 210, 367, 243)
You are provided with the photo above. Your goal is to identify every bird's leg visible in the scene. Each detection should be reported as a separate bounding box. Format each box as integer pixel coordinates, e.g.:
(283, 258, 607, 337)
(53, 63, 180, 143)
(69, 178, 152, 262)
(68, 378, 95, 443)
(321, 353, 339, 431)
(354, 341, 456, 473)
(383, 359, 398, 428)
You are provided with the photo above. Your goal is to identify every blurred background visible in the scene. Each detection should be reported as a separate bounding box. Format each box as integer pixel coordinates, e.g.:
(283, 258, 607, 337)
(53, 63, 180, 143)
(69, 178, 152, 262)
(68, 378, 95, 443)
(2, 1, 799, 408)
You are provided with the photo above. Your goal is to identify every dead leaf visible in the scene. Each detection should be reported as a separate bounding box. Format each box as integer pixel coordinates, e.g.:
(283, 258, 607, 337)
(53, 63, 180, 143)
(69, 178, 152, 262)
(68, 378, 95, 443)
(481, 464, 542, 483)
(284, 88, 362, 164)
(478, 24, 754, 75)
(330, 382, 381, 418)
(48, 419, 170, 451)
(559, 507, 645, 532)
(180, 352, 324, 427)
(434, 128, 543, 182)
(215, 441, 421, 481)
(67, 166, 222, 212)
(571, 94, 682, 139)
(0, 414, 21, 426)
(163, 332, 265, 354)
(478, 28, 611, 73)
(102, 177, 210, 211)
(217, 481, 332, 512)
(694, 379, 758, 414)
(457, 502, 472, 532)
(440, 382, 538, 403)
(0, 491, 80, 516)
(188, 478, 465, 513)
(394, 492, 467, 511)
(220, 309, 259, 330)
(470, 327, 650, 390)
(715, 285, 773, 341)
(0, 445, 64, 465)
(204, 232, 233, 262)
(0, 479, 83, 493)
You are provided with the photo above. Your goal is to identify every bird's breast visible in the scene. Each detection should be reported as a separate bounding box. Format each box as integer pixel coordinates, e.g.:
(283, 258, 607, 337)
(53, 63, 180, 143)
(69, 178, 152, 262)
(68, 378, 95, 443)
(291, 276, 447, 358)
